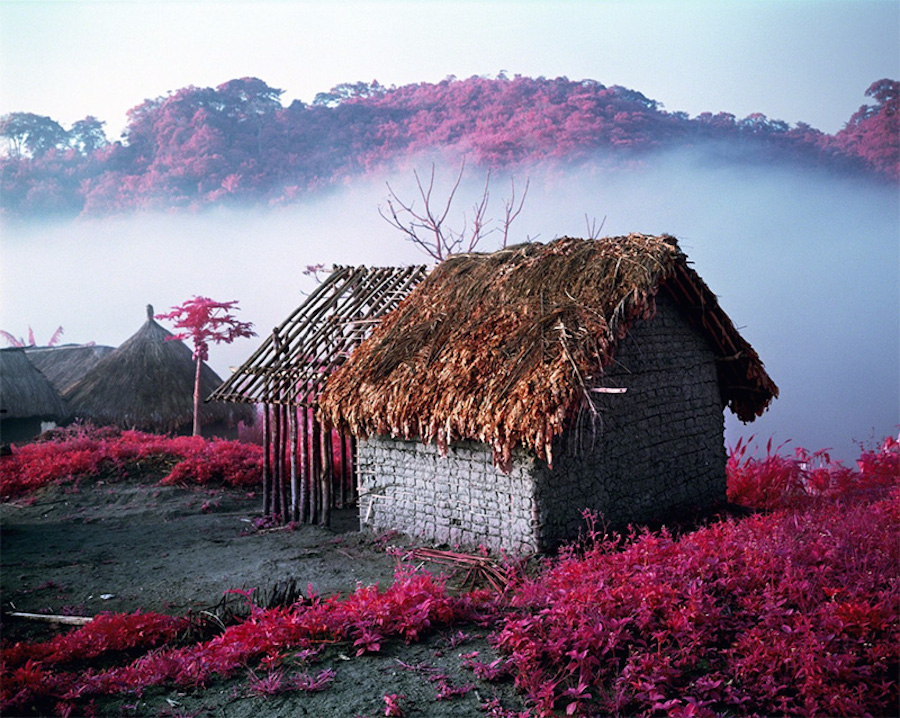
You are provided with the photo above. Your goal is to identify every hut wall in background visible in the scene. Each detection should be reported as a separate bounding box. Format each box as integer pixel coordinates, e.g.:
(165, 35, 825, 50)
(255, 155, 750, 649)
(0, 417, 53, 445)
(355, 296, 726, 553)
(0, 347, 71, 445)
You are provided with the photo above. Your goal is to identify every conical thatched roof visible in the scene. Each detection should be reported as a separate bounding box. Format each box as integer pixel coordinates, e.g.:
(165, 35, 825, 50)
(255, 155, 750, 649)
(26, 344, 114, 393)
(63, 305, 254, 433)
(0, 347, 70, 421)
(319, 235, 778, 467)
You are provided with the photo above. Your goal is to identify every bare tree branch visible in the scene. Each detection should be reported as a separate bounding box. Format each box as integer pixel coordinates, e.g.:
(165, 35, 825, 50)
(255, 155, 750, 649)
(585, 213, 607, 240)
(501, 176, 529, 249)
(379, 160, 529, 262)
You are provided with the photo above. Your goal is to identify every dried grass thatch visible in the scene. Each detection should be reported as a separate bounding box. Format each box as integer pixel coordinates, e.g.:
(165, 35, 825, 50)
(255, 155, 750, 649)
(63, 306, 254, 434)
(319, 235, 778, 467)
(26, 344, 114, 394)
(0, 347, 70, 421)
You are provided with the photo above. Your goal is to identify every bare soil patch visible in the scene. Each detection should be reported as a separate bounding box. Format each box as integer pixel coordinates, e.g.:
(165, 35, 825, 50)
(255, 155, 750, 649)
(1, 477, 526, 717)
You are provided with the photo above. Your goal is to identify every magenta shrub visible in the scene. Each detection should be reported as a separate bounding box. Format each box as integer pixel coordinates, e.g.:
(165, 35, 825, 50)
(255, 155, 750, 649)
(727, 434, 899, 509)
(0, 568, 499, 715)
(0, 425, 263, 500)
(3, 76, 895, 219)
(1, 434, 897, 716)
(490, 437, 899, 717)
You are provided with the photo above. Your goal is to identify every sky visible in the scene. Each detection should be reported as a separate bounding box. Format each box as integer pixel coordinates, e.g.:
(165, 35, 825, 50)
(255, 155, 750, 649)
(1, 0, 898, 462)
(1, 0, 898, 139)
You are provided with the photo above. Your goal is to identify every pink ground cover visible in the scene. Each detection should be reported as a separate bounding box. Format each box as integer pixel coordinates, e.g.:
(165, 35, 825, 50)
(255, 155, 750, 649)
(1, 568, 500, 716)
(1, 432, 897, 717)
(487, 436, 899, 717)
(0, 425, 263, 500)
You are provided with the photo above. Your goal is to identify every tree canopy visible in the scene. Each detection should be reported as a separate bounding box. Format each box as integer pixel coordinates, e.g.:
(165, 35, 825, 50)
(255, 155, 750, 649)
(1, 74, 895, 218)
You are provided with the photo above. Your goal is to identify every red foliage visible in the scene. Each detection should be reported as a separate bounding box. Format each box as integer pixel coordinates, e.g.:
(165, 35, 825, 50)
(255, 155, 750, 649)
(1, 612, 185, 671)
(383, 692, 406, 717)
(2, 435, 896, 717)
(0, 567, 499, 714)
(727, 434, 899, 510)
(3, 75, 894, 217)
(160, 438, 263, 488)
(154, 297, 255, 437)
(489, 439, 899, 717)
(0, 425, 263, 500)
(155, 297, 254, 363)
(1, 612, 185, 715)
(830, 79, 899, 180)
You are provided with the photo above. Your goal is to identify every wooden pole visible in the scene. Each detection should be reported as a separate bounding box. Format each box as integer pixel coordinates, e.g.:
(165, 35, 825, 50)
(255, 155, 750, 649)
(339, 432, 349, 508)
(272, 401, 282, 520)
(299, 404, 309, 523)
(262, 403, 271, 516)
(310, 418, 320, 524)
(289, 405, 299, 523)
(279, 404, 290, 521)
(320, 426, 332, 527)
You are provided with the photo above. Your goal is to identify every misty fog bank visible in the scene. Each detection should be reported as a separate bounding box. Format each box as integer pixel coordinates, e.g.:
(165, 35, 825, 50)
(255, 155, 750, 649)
(2, 152, 896, 463)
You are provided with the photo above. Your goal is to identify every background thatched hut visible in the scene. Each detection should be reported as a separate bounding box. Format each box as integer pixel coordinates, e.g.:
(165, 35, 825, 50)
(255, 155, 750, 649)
(0, 347, 71, 444)
(26, 343, 114, 394)
(63, 306, 254, 437)
(320, 235, 778, 553)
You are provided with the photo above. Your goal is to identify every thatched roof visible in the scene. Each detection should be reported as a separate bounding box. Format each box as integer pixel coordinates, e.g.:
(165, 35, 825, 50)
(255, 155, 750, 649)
(63, 306, 254, 433)
(0, 347, 70, 421)
(26, 344, 114, 393)
(211, 265, 429, 407)
(319, 235, 778, 467)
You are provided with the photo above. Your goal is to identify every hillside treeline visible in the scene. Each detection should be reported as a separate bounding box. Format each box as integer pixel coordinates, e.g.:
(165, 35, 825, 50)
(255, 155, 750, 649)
(1, 74, 897, 217)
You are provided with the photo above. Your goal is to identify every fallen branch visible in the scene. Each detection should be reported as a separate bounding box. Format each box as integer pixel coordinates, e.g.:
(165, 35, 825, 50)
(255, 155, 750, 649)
(409, 547, 509, 593)
(6, 611, 93, 626)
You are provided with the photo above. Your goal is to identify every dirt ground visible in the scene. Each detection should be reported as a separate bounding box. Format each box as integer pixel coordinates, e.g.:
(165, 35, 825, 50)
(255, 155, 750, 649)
(0, 476, 527, 717)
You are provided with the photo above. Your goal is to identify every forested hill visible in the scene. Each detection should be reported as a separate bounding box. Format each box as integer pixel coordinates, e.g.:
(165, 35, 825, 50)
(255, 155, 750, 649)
(1, 74, 897, 217)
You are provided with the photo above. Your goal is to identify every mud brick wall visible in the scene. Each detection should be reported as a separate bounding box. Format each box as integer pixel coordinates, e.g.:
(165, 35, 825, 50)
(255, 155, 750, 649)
(533, 293, 727, 549)
(356, 438, 541, 554)
(356, 293, 727, 554)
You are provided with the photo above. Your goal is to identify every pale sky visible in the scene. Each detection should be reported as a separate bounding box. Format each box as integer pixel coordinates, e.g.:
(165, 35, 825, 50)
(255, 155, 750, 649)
(1, 1, 898, 140)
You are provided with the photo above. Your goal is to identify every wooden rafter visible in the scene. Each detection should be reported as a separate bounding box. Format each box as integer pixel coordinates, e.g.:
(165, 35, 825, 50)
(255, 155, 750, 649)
(210, 264, 429, 407)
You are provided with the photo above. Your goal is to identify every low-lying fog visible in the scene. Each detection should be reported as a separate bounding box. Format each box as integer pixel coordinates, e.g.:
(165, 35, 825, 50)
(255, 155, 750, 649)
(2, 152, 897, 463)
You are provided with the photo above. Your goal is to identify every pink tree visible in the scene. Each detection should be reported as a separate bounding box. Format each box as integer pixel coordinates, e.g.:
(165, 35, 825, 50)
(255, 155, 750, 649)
(1, 325, 64, 347)
(156, 297, 256, 436)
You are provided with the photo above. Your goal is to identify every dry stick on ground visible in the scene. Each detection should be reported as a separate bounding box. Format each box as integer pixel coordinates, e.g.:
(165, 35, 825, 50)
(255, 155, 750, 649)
(7, 611, 93, 626)
(408, 548, 509, 593)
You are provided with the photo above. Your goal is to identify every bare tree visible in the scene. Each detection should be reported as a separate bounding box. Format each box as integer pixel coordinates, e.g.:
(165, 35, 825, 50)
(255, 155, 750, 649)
(379, 160, 529, 262)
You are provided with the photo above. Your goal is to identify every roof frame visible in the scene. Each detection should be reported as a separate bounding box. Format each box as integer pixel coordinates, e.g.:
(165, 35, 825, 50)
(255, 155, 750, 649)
(210, 264, 429, 407)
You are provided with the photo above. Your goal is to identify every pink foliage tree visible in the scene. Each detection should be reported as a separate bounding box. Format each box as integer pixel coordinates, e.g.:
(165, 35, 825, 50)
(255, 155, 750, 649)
(155, 297, 255, 436)
(0, 325, 63, 347)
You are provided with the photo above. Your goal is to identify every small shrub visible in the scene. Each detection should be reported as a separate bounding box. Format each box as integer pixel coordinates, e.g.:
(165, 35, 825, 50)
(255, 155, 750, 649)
(0, 425, 263, 500)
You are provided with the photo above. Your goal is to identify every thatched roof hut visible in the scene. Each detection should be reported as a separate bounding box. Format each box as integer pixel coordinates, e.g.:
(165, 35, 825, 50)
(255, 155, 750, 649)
(0, 347, 71, 443)
(63, 305, 254, 435)
(319, 235, 778, 552)
(26, 343, 114, 394)
(320, 234, 778, 553)
(320, 234, 777, 468)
